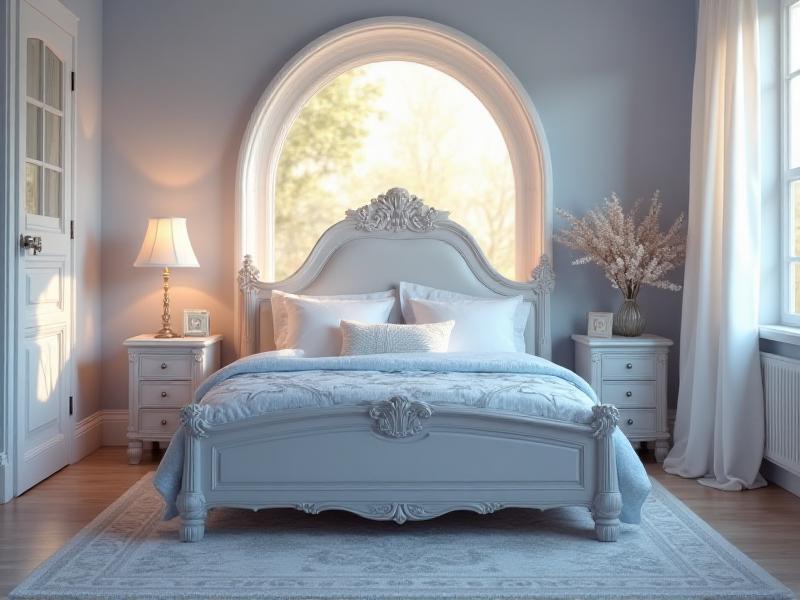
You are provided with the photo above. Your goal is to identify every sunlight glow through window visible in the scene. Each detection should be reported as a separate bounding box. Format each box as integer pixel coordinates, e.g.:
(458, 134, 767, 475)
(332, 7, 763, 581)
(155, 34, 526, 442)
(273, 61, 516, 280)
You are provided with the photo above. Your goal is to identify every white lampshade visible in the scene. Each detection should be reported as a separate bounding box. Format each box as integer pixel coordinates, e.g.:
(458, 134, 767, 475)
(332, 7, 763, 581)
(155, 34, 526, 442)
(133, 217, 199, 268)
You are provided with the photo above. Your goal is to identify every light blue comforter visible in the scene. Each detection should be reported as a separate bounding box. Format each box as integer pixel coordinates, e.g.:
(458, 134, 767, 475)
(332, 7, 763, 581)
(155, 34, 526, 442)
(154, 352, 651, 523)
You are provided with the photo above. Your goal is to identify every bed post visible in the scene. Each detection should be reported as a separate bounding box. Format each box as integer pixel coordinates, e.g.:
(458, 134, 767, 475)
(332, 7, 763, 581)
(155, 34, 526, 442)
(238, 255, 260, 357)
(177, 405, 209, 542)
(531, 254, 555, 360)
(591, 404, 622, 542)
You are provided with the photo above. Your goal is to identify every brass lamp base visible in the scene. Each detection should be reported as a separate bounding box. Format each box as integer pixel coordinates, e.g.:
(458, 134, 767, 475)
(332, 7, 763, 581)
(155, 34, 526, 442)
(154, 267, 181, 338)
(155, 327, 179, 339)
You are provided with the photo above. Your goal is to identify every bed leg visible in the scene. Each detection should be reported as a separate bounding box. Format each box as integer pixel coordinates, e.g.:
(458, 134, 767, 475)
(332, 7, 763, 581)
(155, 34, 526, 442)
(177, 491, 206, 542)
(178, 405, 209, 542)
(593, 492, 622, 542)
(591, 405, 622, 542)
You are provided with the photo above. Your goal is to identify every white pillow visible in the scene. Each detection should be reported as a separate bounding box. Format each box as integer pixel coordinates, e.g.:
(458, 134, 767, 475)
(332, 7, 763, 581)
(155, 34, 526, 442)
(272, 289, 395, 349)
(282, 296, 395, 357)
(258, 349, 305, 358)
(340, 320, 454, 356)
(408, 297, 521, 353)
(399, 282, 529, 351)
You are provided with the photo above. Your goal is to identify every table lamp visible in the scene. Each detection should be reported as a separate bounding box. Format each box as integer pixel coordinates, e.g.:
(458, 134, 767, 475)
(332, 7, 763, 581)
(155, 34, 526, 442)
(134, 217, 199, 338)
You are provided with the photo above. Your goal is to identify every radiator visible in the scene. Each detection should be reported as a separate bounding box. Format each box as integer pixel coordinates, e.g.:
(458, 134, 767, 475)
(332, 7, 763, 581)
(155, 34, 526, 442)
(761, 352, 800, 476)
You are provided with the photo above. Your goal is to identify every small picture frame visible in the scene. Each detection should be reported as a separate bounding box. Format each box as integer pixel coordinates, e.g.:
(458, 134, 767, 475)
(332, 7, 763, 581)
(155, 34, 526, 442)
(587, 312, 613, 338)
(183, 309, 210, 337)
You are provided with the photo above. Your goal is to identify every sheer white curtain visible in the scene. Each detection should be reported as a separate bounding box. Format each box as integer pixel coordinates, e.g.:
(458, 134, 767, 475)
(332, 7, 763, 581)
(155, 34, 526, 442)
(663, 0, 766, 490)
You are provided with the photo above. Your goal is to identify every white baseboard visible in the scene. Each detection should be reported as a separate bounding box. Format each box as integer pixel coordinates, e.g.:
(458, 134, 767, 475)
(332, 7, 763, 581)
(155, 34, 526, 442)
(73, 410, 129, 459)
(101, 409, 128, 446)
(71, 411, 103, 462)
(762, 459, 800, 498)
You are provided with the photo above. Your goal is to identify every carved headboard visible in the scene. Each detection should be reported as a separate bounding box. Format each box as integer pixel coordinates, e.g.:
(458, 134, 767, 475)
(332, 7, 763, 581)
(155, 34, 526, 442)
(237, 188, 555, 358)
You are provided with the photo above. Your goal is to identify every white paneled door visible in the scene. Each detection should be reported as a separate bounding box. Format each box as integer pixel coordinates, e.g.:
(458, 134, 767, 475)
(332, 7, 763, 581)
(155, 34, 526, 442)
(16, 0, 76, 494)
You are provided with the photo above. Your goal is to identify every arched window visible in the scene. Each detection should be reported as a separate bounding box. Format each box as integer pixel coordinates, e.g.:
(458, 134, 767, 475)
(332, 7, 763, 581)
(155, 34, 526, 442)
(237, 17, 551, 283)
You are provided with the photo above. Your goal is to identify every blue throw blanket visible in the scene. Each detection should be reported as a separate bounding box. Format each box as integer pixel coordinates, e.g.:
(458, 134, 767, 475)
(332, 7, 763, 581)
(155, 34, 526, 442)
(154, 352, 651, 523)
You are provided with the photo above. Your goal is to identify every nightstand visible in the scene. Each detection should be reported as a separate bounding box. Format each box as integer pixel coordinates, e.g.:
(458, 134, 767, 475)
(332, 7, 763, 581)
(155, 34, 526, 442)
(124, 334, 222, 464)
(572, 334, 673, 462)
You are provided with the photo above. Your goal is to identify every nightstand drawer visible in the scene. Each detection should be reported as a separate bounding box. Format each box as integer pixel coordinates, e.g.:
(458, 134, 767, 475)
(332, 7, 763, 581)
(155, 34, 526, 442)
(140, 354, 192, 379)
(601, 381, 656, 408)
(602, 354, 655, 380)
(139, 409, 182, 435)
(139, 381, 192, 408)
(618, 408, 656, 436)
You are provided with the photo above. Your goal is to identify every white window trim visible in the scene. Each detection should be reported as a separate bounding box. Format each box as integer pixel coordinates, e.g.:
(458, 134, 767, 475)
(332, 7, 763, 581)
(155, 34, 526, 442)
(782, 0, 800, 326)
(235, 17, 552, 295)
(760, 324, 800, 345)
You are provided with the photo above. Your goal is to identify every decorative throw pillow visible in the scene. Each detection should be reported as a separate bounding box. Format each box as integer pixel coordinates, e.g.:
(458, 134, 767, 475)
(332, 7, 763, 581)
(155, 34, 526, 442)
(271, 289, 395, 349)
(398, 282, 529, 352)
(339, 320, 455, 356)
(281, 296, 396, 357)
(408, 296, 521, 353)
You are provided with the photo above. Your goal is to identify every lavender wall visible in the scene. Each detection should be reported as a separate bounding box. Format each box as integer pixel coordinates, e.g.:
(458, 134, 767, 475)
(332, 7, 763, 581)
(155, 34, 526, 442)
(101, 0, 695, 409)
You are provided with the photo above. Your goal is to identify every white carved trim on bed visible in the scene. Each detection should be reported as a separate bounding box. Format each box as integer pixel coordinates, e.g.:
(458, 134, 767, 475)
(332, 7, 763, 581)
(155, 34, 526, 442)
(238, 188, 554, 359)
(369, 396, 433, 439)
(176, 400, 621, 540)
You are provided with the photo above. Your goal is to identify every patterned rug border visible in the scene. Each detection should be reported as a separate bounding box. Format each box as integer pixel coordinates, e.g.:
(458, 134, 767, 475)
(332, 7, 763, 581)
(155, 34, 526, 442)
(11, 472, 794, 600)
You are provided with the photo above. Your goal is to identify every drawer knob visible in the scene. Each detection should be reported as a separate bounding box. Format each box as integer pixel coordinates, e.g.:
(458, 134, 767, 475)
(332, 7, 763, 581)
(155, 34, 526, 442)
(626, 363, 633, 369)
(626, 391, 633, 397)
(627, 418, 634, 425)
(161, 391, 168, 397)
(161, 362, 168, 370)
(161, 419, 168, 426)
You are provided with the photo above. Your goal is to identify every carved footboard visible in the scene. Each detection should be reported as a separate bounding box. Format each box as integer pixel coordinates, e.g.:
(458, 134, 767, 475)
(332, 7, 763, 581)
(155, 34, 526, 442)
(175, 400, 622, 543)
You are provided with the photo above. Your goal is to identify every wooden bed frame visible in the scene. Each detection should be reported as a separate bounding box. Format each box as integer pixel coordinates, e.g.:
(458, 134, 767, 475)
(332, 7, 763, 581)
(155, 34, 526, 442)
(176, 188, 622, 542)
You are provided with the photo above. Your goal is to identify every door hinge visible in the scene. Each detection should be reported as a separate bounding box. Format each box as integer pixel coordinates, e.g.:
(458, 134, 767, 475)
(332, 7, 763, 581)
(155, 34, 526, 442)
(69, 396, 73, 416)
(70, 220, 74, 240)
(71, 71, 75, 92)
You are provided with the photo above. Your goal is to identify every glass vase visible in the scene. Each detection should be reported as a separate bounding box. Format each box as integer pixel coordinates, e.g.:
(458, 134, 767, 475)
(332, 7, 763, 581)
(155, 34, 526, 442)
(613, 297, 646, 337)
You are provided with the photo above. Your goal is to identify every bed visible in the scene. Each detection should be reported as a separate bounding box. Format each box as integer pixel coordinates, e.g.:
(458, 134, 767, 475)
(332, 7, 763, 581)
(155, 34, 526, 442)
(154, 188, 650, 543)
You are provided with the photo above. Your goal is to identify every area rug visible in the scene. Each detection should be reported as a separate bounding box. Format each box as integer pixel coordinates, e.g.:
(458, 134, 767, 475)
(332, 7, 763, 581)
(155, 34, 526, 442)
(11, 473, 793, 600)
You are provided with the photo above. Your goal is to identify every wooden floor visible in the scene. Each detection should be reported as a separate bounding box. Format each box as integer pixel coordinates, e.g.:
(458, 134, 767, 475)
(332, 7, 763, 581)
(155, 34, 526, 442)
(647, 463, 800, 595)
(0, 448, 798, 599)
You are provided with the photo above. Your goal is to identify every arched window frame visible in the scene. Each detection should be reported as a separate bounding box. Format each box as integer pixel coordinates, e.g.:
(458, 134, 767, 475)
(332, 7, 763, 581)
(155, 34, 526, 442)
(236, 16, 552, 285)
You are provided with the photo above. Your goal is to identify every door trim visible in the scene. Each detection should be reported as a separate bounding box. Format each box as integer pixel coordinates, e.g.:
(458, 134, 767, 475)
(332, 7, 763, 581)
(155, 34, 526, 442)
(1, 0, 21, 504)
(1, 0, 78, 502)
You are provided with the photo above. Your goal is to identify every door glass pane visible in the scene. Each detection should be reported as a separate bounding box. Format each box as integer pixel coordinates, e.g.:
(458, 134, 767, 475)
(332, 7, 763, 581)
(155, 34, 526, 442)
(26, 39, 42, 100)
(791, 77, 800, 169)
(26, 163, 41, 214)
(26, 104, 42, 160)
(44, 47, 62, 110)
(43, 169, 61, 218)
(792, 3, 800, 73)
(44, 112, 61, 166)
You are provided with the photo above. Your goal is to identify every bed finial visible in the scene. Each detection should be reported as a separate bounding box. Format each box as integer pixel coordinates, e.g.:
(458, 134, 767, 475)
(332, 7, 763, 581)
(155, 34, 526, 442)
(591, 404, 620, 438)
(238, 255, 260, 292)
(345, 187, 448, 232)
(180, 404, 211, 438)
(531, 253, 555, 295)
